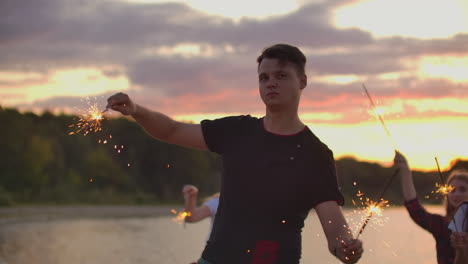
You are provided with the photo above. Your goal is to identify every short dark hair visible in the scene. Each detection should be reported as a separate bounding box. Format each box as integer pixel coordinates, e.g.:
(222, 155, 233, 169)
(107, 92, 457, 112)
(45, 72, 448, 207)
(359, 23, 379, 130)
(257, 44, 306, 76)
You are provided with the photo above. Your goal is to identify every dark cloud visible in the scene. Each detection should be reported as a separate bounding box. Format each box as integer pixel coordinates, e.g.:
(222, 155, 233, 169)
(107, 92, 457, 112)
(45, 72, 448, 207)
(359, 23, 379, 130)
(128, 54, 256, 96)
(1, 0, 465, 72)
(0, 0, 373, 68)
(0, 0, 61, 44)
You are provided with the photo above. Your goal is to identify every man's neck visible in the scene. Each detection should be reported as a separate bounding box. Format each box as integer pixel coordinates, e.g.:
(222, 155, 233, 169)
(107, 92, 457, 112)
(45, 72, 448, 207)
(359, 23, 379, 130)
(263, 109, 304, 135)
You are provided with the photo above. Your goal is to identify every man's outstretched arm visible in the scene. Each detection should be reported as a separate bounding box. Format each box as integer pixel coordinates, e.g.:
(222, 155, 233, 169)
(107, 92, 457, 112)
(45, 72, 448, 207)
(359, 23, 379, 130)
(107, 93, 208, 150)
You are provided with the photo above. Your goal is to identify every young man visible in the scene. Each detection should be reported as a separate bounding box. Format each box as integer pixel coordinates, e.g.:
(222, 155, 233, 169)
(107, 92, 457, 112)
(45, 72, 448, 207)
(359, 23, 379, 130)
(107, 44, 363, 264)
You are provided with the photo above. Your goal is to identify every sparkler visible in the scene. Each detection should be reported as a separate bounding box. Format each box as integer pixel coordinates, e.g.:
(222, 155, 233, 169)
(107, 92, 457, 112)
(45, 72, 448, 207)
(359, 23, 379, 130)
(170, 209, 191, 227)
(355, 168, 399, 239)
(433, 157, 455, 195)
(68, 104, 109, 135)
(434, 183, 455, 195)
(362, 83, 397, 150)
(68, 100, 133, 170)
(355, 198, 389, 239)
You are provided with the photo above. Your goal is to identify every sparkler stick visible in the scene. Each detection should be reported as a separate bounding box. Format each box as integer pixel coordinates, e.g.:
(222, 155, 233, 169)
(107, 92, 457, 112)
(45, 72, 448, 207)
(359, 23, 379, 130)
(362, 83, 397, 150)
(377, 168, 399, 205)
(434, 157, 445, 183)
(432, 157, 455, 197)
(355, 168, 400, 239)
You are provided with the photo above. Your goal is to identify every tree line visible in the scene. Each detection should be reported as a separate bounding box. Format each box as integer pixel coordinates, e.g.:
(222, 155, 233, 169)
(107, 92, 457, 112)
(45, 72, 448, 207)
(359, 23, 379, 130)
(1, 106, 467, 207)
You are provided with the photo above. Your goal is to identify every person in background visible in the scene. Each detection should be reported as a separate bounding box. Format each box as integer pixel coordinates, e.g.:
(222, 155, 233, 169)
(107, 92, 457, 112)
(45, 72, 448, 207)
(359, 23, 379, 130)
(183, 184, 219, 264)
(182, 184, 219, 236)
(394, 151, 468, 264)
(107, 43, 362, 264)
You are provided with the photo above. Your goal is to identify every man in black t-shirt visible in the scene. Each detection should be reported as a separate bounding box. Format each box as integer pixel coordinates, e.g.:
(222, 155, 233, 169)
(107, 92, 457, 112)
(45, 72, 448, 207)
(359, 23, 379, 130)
(107, 44, 363, 263)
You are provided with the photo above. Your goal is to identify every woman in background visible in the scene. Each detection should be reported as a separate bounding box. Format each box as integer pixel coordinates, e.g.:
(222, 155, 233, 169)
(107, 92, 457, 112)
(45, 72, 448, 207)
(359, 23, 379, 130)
(394, 151, 468, 264)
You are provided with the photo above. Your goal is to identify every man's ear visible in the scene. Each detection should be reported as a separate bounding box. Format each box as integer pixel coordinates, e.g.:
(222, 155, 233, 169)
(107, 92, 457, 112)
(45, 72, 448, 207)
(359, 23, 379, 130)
(300, 74, 307, 89)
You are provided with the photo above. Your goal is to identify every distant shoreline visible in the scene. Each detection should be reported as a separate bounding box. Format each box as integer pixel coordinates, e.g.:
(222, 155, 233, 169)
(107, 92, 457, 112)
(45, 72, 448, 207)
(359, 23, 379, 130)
(0, 205, 177, 225)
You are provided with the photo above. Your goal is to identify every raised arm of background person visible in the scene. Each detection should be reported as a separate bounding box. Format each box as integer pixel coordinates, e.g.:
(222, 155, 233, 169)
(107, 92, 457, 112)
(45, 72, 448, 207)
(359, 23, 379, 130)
(106, 93, 208, 150)
(394, 151, 417, 201)
(182, 185, 211, 223)
(316, 201, 363, 264)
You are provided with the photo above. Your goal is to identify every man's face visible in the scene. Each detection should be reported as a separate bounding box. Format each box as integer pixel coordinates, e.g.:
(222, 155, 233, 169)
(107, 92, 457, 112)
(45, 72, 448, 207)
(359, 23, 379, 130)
(258, 58, 306, 110)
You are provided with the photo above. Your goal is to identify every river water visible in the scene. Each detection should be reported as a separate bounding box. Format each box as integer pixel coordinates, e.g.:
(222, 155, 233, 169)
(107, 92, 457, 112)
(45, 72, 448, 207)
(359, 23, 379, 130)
(0, 206, 440, 264)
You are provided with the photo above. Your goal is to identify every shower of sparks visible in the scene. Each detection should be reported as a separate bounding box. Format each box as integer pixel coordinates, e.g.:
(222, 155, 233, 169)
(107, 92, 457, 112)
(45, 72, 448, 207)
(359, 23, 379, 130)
(433, 182, 455, 195)
(68, 104, 108, 135)
(355, 198, 390, 239)
(362, 83, 397, 150)
(68, 101, 133, 169)
(170, 209, 191, 225)
(430, 157, 455, 197)
(381, 240, 398, 257)
(350, 169, 398, 239)
(346, 190, 389, 238)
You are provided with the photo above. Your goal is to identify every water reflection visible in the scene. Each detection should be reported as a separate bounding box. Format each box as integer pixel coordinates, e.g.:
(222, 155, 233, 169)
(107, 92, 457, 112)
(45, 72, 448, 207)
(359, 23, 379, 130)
(0, 207, 441, 264)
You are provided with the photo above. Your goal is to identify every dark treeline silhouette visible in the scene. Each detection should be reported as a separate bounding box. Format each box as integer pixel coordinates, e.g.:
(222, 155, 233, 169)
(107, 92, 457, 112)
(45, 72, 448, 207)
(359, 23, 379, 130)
(1, 107, 467, 207)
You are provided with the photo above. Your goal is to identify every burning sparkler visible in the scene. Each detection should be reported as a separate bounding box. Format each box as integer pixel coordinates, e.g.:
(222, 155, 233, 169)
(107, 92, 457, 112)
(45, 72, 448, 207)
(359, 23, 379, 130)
(434, 183, 455, 195)
(171, 209, 192, 223)
(362, 83, 397, 150)
(69, 104, 108, 135)
(432, 157, 455, 195)
(355, 168, 399, 239)
(171, 209, 191, 227)
(67, 99, 134, 170)
(355, 198, 389, 239)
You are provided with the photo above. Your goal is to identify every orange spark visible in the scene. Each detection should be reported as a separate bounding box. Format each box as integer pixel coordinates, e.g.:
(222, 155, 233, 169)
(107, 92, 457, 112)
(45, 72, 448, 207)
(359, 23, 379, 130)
(434, 183, 455, 195)
(170, 209, 192, 224)
(68, 104, 107, 136)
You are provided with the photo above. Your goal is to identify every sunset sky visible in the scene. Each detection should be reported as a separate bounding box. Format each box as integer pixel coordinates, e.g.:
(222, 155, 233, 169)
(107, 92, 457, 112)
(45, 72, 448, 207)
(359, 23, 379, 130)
(1, 0, 468, 170)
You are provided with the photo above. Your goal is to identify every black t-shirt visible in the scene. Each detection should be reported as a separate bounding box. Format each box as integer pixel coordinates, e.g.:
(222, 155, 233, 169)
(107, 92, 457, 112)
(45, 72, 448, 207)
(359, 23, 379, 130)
(200, 115, 344, 264)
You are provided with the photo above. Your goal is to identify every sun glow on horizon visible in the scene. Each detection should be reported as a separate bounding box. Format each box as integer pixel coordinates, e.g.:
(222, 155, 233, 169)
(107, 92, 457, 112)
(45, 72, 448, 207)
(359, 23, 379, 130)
(142, 43, 236, 58)
(334, 0, 468, 39)
(315, 74, 360, 84)
(310, 116, 468, 171)
(0, 67, 129, 106)
(418, 56, 468, 82)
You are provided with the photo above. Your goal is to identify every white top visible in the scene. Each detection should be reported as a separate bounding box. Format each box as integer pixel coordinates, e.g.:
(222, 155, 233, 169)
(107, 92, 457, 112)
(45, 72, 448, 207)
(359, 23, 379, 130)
(203, 197, 219, 239)
(449, 201, 468, 232)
